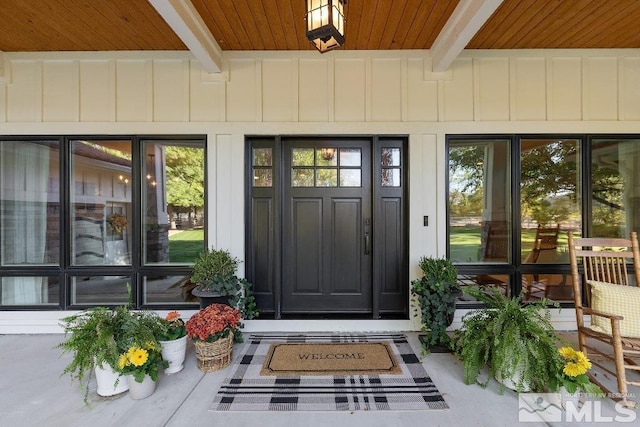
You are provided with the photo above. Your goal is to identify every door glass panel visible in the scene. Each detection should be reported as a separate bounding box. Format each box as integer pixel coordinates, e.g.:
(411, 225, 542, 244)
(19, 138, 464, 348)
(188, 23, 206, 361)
(253, 148, 272, 166)
(143, 141, 205, 265)
(340, 169, 361, 187)
(449, 140, 511, 264)
(591, 138, 640, 238)
(382, 168, 400, 187)
(253, 169, 272, 187)
(292, 148, 315, 166)
(317, 148, 338, 166)
(340, 148, 361, 167)
(317, 168, 338, 187)
(71, 140, 132, 266)
(292, 169, 315, 187)
(520, 139, 580, 264)
(253, 147, 273, 187)
(381, 148, 401, 166)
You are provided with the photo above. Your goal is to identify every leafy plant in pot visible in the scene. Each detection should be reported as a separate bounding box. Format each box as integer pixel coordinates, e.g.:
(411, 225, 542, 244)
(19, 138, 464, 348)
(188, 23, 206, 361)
(411, 256, 461, 352)
(57, 305, 131, 403)
(453, 286, 561, 393)
(190, 247, 259, 321)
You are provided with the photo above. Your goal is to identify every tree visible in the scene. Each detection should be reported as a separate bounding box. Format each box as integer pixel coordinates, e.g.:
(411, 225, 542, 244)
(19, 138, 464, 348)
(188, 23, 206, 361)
(165, 147, 204, 228)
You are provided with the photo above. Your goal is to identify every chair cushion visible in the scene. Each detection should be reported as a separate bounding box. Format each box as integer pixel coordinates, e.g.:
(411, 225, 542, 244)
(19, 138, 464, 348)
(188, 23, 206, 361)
(588, 280, 640, 338)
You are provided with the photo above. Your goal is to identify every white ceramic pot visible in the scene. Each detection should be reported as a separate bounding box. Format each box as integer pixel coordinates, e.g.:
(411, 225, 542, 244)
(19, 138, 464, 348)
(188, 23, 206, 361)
(94, 363, 129, 396)
(127, 374, 157, 400)
(159, 335, 188, 374)
(496, 368, 531, 392)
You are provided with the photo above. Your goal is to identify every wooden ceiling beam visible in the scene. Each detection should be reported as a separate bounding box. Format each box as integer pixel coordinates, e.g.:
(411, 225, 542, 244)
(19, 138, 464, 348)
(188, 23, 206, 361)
(149, 0, 222, 73)
(430, 0, 504, 72)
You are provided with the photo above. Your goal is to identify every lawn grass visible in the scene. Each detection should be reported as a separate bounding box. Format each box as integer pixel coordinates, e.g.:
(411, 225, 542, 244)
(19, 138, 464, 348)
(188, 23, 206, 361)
(450, 226, 570, 263)
(168, 229, 204, 263)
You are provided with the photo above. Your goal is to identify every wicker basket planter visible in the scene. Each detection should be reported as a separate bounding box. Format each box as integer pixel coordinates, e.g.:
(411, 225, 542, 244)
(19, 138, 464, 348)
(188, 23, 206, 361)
(194, 334, 234, 373)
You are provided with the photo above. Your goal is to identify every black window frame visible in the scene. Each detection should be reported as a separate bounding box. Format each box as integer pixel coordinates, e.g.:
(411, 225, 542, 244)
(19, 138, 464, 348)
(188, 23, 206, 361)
(447, 133, 586, 309)
(0, 134, 206, 311)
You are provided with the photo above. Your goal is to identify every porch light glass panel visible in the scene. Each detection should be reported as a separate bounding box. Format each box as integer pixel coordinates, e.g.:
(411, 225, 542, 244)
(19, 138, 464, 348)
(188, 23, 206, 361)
(305, 0, 346, 53)
(70, 140, 132, 266)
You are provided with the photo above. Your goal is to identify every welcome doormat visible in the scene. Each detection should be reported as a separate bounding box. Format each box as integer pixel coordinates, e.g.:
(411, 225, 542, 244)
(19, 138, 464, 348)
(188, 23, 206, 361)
(210, 333, 449, 412)
(261, 342, 402, 376)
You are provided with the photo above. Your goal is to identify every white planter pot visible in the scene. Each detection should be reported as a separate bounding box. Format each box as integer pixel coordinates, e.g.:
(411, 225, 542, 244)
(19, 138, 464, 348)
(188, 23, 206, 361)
(496, 368, 531, 392)
(159, 335, 188, 374)
(94, 363, 129, 396)
(127, 374, 157, 400)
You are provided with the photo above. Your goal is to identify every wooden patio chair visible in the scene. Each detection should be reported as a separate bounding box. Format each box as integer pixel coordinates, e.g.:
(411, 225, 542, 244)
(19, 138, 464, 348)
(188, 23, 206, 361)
(526, 224, 560, 263)
(568, 231, 640, 407)
(524, 224, 568, 300)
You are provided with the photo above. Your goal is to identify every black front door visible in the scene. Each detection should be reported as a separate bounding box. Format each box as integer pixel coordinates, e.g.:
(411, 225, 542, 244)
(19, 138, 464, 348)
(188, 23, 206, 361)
(246, 135, 408, 318)
(282, 139, 372, 313)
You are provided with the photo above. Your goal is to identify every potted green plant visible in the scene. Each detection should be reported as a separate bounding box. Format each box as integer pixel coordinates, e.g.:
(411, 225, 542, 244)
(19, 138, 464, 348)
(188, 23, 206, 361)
(186, 303, 242, 372)
(411, 256, 460, 352)
(116, 341, 167, 400)
(57, 305, 131, 403)
(113, 309, 168, 399)
(156, 311, 188, 374)
(453, 286, 560, 393)
(190, 247, 259, 320)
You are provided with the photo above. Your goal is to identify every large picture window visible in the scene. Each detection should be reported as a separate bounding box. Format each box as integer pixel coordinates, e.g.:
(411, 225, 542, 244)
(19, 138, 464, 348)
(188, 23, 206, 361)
(0, 136, 206, 309)
(448, 135, 639, 304)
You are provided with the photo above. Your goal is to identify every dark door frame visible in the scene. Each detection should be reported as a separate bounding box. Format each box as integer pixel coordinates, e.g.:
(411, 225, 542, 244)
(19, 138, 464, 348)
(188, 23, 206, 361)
(245, 135, 409, 319)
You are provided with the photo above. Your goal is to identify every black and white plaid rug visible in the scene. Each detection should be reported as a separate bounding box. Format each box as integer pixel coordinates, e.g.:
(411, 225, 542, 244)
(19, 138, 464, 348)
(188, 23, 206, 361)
(210, 333, 449, 411)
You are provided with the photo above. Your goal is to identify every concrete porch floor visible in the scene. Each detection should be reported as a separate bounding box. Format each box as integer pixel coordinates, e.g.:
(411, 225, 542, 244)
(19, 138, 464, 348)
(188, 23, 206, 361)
(0, 332, 634, 427)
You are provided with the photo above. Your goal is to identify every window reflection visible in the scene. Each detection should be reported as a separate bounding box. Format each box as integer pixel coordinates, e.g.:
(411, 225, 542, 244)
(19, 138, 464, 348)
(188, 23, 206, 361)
(143, 142, 205, 265)
(591, 139, 640, 238)
(71, 140, 132, 266)
(449, 141, 511, 263)
(1, 140, 59, 269)
(520, 139, 580, 264)
(143, 275, 195, 304)
(72, 276, 131, 305)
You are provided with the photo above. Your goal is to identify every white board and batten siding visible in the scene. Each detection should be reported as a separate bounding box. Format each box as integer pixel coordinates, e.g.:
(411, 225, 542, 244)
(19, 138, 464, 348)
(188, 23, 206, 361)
(1, 49, 639, 333)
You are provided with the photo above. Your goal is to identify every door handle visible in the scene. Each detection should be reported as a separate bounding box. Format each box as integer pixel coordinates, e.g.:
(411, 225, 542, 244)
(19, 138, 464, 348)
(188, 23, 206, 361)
(364, 232, 370, 255)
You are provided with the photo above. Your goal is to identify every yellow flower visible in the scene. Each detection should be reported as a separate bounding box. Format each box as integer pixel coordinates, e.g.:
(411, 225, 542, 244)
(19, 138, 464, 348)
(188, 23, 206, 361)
(144, 341, 157, 351)
(575, 351, 592, 370)
(564, 361, 589, 377)
(558, 347, 577, 359)
(126, 346, 137, 359)
(117, 353, 129, 370)
(559, 347, 592, 377)
(127, 347, 149, 367)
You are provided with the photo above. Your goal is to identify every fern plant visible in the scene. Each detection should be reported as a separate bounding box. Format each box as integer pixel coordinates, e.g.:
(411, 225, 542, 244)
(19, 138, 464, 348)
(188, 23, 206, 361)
(56, 306, 124, 403)
(453, 286, 561, 393)
(411, 256, 460, 350)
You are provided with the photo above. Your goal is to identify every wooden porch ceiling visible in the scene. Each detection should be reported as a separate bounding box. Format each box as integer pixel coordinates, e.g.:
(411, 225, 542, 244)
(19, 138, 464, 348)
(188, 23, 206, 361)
(0, 1, 638, 70)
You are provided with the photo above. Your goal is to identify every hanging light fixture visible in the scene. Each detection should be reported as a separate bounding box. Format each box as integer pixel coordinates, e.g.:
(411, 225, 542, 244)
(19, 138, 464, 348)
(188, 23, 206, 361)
(305, 0, 346, 53)
(321, 147, 336, 160)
